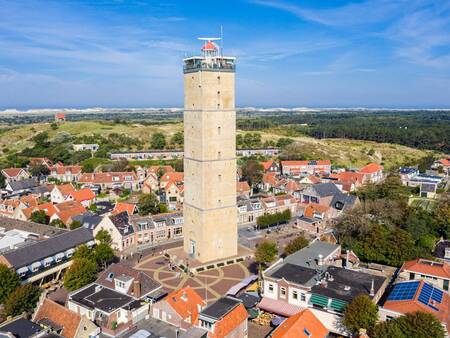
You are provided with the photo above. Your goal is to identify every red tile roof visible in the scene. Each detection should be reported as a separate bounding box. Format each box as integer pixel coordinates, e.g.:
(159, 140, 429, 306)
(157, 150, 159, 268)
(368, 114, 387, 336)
(439, 158, 450, 166)
(263, 172, 277, 186)
(55, 184, 75, 196)
(148, 165, 174, 174)
(55, 113, 65, 119)
(383, 281, 450, 329)
(281, 160, 331, 166)
(271, 309, 329, 338)
(166, 286, 205, 325)
(54, 200, 87, 224)
(237, 181, 251, 194)
(359, 163, 383, 174)
(51, 165, 82, 175)
(262, 160, 274, 171)
(112, 202, 137, 216)
(331, 171, 365, 184)
(211, 303, 248, 338)
(78, 172, 138, 184)
(401, 259, 450, 279)
(304, 203, 330, 218)
(1, 168, 27, 178)
(68, 188, 95, 202)
(202, 41, 217, 50)
(34, 298, 81, 338)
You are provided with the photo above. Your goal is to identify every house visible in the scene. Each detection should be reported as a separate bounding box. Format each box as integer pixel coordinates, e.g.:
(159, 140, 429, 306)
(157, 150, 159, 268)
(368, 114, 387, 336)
(379, 280, 450, 335)
(0, 227, 94, 285)
(33, 298, 99, 338)
(296, 204, 330, 236)
(50, 184, 75, 203)
(237, 181, 251, 198)
(163, 180, 184, 210)
(0, 199, 22, 218)
(94, 212, 136, 254)
(111, 150, 184, 161)
(262, 173, 278, 192)
(49, 165, 82, 183)
(50, 200, 87, 226)
(399, 167, 419, 185)
(358, 163, 383, 184)
(1, 168, 30, 183)
(54, 113, 66, 122)
(29, 157, 53, 168)
(298, 175, 321, 185)
(237, 197, 264, 226)
(434, 240, 450, 263)
(236, 148, 279, 157)
(262, 160, 280, 173)
(269, 308, 329, 338)
(152, 286, 206, 331)
(71, 212, 102, 230)
(78, 172, 140, 191)
(432, 157, 450, 176)
(0, 316, 44, 338)
(67, 263, 165, 336)
(398, 258, 450, 292)
(66, 188, 96, 207)
(281, 160, 331, 176)
(130, 213, 183, 248)
(4, 178, 39, 195)
(112, 202, 138, 216)
(420, 182, 438, 198)
(329, 171, 365, 190)
(196, 296, 248, 338)
(73, 144, 99, 152)
(259, 241, 387, 335)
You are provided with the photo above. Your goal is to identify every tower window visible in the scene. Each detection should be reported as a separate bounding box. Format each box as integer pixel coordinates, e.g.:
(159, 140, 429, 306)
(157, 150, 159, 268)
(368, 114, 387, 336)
(217, 126, 221, 134)
(217, 91, 220, 95)
(218, 151, 221, 159)
(218, 174, 222, 181)
(217, 104, 221, 109)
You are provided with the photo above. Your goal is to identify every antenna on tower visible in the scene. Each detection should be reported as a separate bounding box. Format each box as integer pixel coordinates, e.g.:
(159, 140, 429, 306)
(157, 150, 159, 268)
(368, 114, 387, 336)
(220, 25, 224, 57)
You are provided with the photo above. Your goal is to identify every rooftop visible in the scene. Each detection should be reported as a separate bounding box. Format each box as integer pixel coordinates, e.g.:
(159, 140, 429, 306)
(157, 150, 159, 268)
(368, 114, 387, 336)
(70, 284, 133, 313)
(200, 296, 242, 321)
(0, 318, 42, 338)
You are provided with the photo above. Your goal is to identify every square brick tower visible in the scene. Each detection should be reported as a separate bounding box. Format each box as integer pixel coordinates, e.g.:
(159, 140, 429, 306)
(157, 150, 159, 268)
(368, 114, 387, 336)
(183, 39, 238, 263)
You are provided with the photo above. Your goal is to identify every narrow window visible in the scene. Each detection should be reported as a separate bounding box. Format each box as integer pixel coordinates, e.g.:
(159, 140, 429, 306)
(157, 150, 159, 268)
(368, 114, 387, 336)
(217, 126, 221, 135)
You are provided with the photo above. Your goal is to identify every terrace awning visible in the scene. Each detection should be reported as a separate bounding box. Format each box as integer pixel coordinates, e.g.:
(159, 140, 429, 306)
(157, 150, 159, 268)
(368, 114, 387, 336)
(310, 294, 329, 308)
(257, 297, 303, 317)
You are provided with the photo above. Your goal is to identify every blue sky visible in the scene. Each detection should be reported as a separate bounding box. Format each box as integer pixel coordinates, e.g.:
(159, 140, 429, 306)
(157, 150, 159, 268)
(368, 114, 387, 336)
(1, 0, 450, 108)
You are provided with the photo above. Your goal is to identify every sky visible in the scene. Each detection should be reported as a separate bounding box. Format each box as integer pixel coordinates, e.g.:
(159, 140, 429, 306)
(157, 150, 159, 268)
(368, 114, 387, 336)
(0, 0, 450, 109)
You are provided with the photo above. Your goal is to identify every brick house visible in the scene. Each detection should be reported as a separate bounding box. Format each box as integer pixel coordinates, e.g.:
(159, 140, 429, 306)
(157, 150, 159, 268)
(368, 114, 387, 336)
(281, 160, 331, 176)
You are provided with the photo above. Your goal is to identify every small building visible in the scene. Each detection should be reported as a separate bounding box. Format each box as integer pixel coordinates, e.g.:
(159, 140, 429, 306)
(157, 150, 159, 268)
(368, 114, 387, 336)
(379, 280, 450, 335)
(420, 182, 438, 198)
(399, 258, 450, 292)
(49, 165, 82, 183)
(1, 168, 30, 184)
(281, 160, 331, 176)
(33, 298, 99, 338)
(54, 113, 66, 122)
(236, 181, 251, 198)
(78, 172, 140, 191)
(196, 296, 248, 338)
(152, 286, 206, 331)
(358, 163, 383, 184)
(94, 212, 136, 254)
(262, 159, 280, 173)
(73, 144, 99, 152)
(4, 178, 39, 195)
(50, 183, 75, 203)
(269, 308, 329, 338)
(66, 188, 96, 207)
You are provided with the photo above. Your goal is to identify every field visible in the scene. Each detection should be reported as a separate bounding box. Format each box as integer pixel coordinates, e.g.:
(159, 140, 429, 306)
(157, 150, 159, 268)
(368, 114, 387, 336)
(0, 120, 438, 170)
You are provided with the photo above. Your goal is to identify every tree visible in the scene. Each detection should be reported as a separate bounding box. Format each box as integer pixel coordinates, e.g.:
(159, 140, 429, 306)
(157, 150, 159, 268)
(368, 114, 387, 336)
(3, 284, 41, 316)
(49, 219, 65, 228)
(95, 229, 112, 244)
(30, 210, 49, 224)
(138, 193, 164, 216)
(372, 312, 445, 338)
(276, 137, 294, 149)
(170, 131, 184, 147)
(74, 244, 94, 260)
(30, 164, 50, 177)
(284, 236, 309, 256)
(111, 159, 129, 172)
(69, 220, 82, 230)
(151, 132, 166, 149)
(64, 258, 98, 291)
(255, 241, 278, 266)
(343, 295, 378, 334)
(241, 160, 264, 188)
(0, 264, 20, 303)
(94, 243, 115, 268)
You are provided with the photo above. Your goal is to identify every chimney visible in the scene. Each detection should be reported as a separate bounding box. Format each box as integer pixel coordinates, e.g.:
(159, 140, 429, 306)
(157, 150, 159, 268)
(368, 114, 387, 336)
(317, 254, 324, 266)
(133, 280, 141, 298)
(370, 279, 375, 297)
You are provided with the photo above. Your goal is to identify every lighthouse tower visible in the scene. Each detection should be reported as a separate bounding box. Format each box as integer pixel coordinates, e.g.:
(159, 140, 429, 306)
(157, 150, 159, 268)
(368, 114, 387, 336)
(182, 39, 238, 263)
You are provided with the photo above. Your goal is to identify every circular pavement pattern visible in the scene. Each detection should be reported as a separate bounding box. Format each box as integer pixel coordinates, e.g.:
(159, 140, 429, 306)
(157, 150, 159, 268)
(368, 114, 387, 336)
(135, 254, 250, 303)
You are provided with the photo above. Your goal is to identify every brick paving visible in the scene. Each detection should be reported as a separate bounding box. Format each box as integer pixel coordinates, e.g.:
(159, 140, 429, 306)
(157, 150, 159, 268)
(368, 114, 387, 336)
(135, 253, 251, 304)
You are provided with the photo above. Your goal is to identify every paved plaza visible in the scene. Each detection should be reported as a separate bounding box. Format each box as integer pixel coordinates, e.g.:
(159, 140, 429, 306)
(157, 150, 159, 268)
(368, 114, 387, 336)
(135, 252, 251, 304)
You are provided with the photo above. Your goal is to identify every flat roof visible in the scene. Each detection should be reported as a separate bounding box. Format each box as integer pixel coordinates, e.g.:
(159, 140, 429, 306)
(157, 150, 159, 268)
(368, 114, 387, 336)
(283, 241, 340, 270)
(200, 296, 242, 321)
(269, 263, 318, 285)
(71, 284, 133, 313)
(0, 318, 42, 338)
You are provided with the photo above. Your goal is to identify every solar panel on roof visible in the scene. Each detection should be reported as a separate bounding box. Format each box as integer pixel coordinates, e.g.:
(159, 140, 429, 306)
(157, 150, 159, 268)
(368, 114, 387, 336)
(431, 288, 443, 303)
(418, 283, 432, 305)
(388, 281, 420, 301)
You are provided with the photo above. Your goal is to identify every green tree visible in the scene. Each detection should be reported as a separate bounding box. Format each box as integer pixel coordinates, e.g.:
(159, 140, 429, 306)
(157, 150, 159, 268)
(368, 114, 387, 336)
(0, 264, 20, 303)
(95, 229, 112, 244)
(170, 132, 184, 147)
(74, 244, 94, 260)
(151, 132, 166, 150)
(284, 236, 309, 256)
(30, 210, 49, 224)
(49, 219, 65, 228)
(94, 243, 115, 268)
(69, 220, 82, 230)
(276, 137, 294, 149)
(64, 258, 98, 291)
(3, 284, 41, 316)
(343, 295, 378, 334)
(30, 164, 50, 177)
(138, 193, 164, 216)
(255, 241, 278, 266)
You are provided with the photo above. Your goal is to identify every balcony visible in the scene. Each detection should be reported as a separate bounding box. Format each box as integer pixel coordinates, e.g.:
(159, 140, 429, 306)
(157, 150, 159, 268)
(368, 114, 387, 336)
(183, 57, 236, 74)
